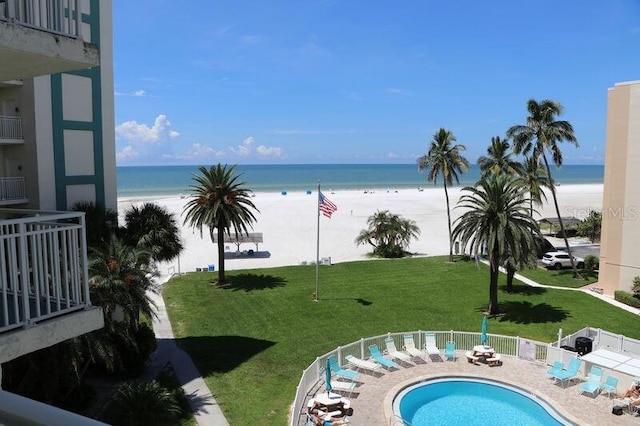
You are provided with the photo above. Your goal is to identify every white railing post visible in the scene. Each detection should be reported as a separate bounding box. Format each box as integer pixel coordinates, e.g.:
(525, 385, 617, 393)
(18, 222, 31, 327)
(79, 213, 90, 306)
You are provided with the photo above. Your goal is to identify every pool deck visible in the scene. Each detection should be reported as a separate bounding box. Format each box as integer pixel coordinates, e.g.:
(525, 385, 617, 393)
(302, 353, 639, 425)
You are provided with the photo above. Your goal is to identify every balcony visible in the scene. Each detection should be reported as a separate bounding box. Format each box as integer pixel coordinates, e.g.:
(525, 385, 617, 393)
(0, 208, 103, 363)
(0, 0, 99, 81)
(0, 115, 24, 144)
(0, 177, 27, 205)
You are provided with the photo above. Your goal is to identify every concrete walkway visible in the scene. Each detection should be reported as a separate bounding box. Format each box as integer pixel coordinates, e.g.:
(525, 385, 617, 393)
(144, 273, 230, 426)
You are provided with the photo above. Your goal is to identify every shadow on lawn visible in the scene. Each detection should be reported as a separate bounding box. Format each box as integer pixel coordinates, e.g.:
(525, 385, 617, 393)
(499, 284, 547, 296)
(218, 273, 286, 292)
(498, 301, 569, 324)
(176, 335, 276, 375)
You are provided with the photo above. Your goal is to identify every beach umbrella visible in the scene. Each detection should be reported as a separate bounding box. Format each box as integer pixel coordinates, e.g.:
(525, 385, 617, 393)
(325, 358, 332, 394)
(481, 315, 488, 346)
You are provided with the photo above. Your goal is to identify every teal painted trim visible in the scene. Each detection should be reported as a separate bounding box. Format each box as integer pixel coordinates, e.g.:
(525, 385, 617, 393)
(62, 121, 94, 131)
(49, 0, 106, 209)
(66, 176, 98, 185)
(51, 74, 67, 209)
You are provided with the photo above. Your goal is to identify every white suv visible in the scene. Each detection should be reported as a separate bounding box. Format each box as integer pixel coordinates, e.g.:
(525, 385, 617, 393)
(541, 251, 585, 270)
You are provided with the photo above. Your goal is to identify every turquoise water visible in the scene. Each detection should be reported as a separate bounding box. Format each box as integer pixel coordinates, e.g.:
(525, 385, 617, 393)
(116, 164, 604, 197)
(397, 379, 567, 425)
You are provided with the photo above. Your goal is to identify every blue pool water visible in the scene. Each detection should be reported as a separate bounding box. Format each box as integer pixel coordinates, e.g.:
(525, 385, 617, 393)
(396, 378, 568, 426)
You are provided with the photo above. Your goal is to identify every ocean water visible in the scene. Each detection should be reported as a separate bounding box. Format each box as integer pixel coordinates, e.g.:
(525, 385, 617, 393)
(116, 164, 604, 197)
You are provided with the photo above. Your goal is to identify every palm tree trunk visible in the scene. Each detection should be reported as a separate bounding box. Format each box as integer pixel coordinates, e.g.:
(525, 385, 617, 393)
(489, 249, 500, 315)
(215, 226, 226, 283)
(542, 154, 581, 279)
(506, 264, 515, 293)
(444, 181, 453, 262)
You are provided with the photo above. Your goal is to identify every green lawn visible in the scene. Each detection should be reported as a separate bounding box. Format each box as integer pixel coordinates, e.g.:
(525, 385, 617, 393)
(517, 265, 599, 288)
(163, 256, 639, 425)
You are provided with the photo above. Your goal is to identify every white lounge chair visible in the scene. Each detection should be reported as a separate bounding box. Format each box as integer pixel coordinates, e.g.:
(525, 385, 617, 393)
(345, 354, 382, 374)
(384, 337, 412, 363)
(425, 332, 443, 360)
(403, 334, 424, 359)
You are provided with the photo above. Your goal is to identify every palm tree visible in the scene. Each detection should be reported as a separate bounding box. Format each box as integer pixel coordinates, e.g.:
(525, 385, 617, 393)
(183, 164, 259, 284)
(355, 210, 421, 258)
(477, 136, 523, 177)
(452, 175, 540, 315)
(507, 99, 580, 277)
(89, 238, 157, 331)
(417, 128, 469, 262)
(101, 380, 182, 426)
(123, 202, 184, 264)
(515, 156, 549, 220)
(71, 201, 118, 250)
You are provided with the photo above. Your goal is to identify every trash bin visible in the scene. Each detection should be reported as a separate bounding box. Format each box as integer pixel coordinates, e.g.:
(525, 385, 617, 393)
(560, 345, 577, 352)
(575, 337, 593, 356)
(208, 264, 215, 272)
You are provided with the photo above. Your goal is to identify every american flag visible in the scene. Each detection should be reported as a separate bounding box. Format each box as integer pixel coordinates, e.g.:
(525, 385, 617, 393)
(318, 192, 337, 218)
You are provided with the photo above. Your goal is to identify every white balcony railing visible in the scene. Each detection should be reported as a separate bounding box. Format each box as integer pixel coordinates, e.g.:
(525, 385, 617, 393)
(0, 177, 26, 202)
(0, 0, 80, 38)
(0, 209, 90, 333)
(0, 115, 23, 140)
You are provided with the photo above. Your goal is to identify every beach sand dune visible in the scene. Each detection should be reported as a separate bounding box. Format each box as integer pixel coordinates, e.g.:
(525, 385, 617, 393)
(117, 184, 604, 275)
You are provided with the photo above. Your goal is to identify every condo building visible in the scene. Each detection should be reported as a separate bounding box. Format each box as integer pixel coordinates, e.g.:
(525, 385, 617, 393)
(599, 80, 640, 296)
(0, 0, 114, 423)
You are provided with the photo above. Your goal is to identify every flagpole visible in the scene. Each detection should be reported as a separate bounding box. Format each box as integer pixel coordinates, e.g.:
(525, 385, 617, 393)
(315, 181, 321, 302)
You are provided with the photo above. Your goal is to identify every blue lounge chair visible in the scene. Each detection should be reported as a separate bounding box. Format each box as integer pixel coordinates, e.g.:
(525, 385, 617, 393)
(327, 355, 360, 380)
(552, 357, 582, 387)
(546, 361, 564, 378)
(579, 366, 603, 397)
(368, 344, 398, 369)
(444, 341, 456, 362)
(600, 375, 619, 398)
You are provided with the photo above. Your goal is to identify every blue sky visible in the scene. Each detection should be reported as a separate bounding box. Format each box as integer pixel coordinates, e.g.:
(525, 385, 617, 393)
(113, 0, 640, 166)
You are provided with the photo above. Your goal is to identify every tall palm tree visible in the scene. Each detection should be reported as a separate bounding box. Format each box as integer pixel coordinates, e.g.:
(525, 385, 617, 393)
(183, 164, 259, 284)
(515, 156, 549, 220)
(417, 128, 469, 262)
(123, 202, 184, 264)
(477, 136, 523, 177)
(507, 99, 581, 277)
(355, 210, 421, 258)
(452, 175, 540, 315)
(71, 201, 118, 250)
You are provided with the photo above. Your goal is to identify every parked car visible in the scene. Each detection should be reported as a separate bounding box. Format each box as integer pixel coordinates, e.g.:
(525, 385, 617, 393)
(541, 251, 585, 270)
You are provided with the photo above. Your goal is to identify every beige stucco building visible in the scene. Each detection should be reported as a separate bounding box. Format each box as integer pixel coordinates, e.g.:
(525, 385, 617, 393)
(599, 80, 640, 295)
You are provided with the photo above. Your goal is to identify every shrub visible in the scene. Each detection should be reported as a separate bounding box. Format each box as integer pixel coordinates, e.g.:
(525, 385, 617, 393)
(614, 290, 640, 309)
(633, 276, 640, 297)
(583, 255, 599, 271)
(100, 381, 182, 426)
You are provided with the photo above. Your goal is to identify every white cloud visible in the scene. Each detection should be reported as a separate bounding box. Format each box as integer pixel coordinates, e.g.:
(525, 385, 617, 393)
(387, 152, 399, 159)
(116, 145, 140, 162)
(115, 89, 148, 97)
(256, 145, 283, 157)
(230, 136, 254, 156)
(116, 115, 180, 144)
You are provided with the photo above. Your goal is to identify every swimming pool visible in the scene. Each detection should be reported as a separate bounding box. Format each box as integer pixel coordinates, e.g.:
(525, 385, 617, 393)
(394, 377, 572, 425)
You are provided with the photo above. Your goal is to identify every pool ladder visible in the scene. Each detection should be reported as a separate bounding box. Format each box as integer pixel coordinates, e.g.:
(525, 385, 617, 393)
(389, 414, 412, 426)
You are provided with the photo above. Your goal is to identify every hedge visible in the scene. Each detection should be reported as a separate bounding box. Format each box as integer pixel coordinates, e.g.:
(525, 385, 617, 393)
(614, 290, 640, 308)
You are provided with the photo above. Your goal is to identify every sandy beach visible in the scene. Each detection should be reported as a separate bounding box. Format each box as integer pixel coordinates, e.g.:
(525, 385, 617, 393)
(117, 184, 604, 275)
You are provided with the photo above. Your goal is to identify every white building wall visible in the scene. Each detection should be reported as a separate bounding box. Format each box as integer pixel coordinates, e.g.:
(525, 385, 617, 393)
(33, 76, 56, 210)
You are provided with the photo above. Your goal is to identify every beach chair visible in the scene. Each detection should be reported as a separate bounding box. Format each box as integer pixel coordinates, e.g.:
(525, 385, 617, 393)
(384, 337, 412, 363)
(424, 332, 443, 361)
(444, 341, 456, 362)
(368, 344, 398, 369)
(327, 355, 360, 380)
(546, 361, 564, 378)
(345, 354, 382, 374)
(403, 334, 424, 359)
(579, 366, 603, 397)
(600, 375, 618, 398)
(552, 357, 582, 387)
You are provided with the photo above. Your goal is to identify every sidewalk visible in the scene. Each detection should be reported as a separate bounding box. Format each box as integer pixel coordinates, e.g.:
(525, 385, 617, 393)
(144, 273, 230, 426)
